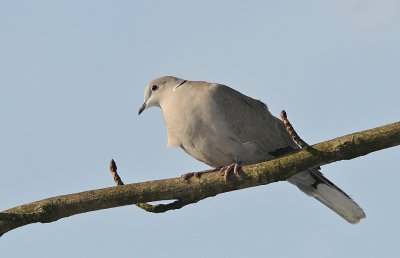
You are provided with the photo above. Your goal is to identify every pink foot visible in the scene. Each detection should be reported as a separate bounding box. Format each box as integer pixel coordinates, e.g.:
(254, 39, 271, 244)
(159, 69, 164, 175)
(182, 167, 223, 180)
(221, 161, 242, 181)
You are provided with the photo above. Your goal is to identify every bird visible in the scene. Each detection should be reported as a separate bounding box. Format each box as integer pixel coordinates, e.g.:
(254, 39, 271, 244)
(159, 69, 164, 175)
(138, 76, 366, 224)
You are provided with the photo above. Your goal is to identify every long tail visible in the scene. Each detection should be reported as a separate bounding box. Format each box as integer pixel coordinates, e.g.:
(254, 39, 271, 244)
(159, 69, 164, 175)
(288, 169, 366, 224)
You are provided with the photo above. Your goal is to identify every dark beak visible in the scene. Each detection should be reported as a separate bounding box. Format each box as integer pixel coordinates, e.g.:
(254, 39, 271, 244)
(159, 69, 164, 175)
(138, 103, 146, 115)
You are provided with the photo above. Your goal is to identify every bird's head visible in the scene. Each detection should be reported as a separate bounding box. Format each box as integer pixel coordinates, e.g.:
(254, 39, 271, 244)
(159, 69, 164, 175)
(138, 76, 187, 115)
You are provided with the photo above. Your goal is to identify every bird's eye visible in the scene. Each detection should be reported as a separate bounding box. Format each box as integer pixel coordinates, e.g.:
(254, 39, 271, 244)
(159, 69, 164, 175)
(151, 85, 158, 91)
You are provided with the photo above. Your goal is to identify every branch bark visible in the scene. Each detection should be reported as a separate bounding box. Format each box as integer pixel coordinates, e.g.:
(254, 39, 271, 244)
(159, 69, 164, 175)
(0, 121, 399, 236)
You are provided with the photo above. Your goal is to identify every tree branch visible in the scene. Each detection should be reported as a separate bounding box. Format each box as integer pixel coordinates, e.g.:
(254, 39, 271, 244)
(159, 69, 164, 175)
(108, 159, 200, 213)
(0, 121, 399, 236)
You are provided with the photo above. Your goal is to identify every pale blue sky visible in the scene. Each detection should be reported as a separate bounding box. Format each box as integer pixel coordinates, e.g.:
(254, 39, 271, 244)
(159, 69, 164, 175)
(1, 1, 399, 257)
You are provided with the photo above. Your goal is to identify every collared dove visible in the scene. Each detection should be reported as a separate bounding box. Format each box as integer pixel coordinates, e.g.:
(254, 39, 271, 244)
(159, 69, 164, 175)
(139, 76, 366, 224)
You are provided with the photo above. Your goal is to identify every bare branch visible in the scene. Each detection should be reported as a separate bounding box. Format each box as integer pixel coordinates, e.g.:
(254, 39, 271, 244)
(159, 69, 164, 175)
(0, 121, 399, 236)
(110, 159, 124, 186)
(108, 159, 199, 213)
(280, 110, 311, 149)
(280, 110, 329, 159)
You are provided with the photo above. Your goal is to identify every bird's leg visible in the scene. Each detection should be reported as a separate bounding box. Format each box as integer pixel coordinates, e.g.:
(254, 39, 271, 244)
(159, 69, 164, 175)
(220, 160, 243, 181)
(182, 167, 223, 180)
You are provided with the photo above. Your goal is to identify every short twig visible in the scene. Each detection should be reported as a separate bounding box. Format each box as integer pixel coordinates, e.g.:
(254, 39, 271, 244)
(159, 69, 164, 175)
(136, 199, 201, 213)
(110, 159, 124, 185)
(108, 159, 199, 213)
(280, 110, 311, 149)
(280, 110, 328, 158)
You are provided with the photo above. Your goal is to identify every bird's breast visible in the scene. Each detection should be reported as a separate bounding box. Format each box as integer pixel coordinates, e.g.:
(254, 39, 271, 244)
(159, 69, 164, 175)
(162, 99, 209, 148)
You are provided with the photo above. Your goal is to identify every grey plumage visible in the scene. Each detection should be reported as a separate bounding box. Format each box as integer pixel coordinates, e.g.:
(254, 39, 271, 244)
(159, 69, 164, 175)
(139, 76, 366, 224)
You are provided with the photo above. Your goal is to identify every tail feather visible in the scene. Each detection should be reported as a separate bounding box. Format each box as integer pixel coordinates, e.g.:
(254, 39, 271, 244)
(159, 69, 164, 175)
(289, 169, 366, 224)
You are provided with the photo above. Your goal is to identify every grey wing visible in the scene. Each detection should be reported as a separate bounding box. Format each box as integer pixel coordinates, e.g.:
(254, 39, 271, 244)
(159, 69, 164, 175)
(208, 85, 365, 223)
(210, 84, 297, 155)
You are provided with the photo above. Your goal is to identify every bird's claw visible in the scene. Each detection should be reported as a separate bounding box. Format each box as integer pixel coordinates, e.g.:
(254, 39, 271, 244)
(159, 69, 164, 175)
(182, 172, 196, 180)
(182, 167, 222, 180)
(220, 161, 243, 181)
(182, 161, 242, 181)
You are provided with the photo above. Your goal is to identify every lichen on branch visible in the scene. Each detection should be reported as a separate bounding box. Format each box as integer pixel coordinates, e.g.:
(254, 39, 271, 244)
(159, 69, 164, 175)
(0, 121, 399, 237)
